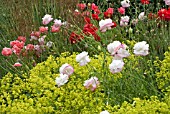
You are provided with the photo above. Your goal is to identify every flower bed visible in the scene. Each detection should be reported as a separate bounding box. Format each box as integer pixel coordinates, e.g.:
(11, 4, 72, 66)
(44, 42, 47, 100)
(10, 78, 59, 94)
(0, 0, 170, 113)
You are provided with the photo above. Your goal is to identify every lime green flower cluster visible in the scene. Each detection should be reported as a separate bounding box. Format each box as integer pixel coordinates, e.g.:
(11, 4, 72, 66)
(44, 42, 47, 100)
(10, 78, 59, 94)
(0, 53, 114, 113)
(156, 47, 170, 92)
(0, 51, 170, 113)
(113, 96, 170, 114)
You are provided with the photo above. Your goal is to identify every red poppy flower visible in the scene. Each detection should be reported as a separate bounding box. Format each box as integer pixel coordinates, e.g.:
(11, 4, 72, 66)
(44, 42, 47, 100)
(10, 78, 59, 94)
(92, 14, 100, 21)
(69, 32, 84, 44)
(83, 24, 100, 41)
(84, 17, 91, 24)
(158, 8, 170, 21)
(104, 8, 114, 18)
(141, 0, 150, 4)
(148, 13, 157, 19)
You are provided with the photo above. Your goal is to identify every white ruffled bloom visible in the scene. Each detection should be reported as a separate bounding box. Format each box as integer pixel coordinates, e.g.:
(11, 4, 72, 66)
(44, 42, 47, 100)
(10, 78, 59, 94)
(84, 77, 99, 91)
(99, 19, 114, 32)
(42, 14, 53, 25)
(109, 59, 124, 74)
(138, 12, 146, 20)
(107, 41, 130, 58)
(107, 41, 122, 56)
(59, 63, 74, 77)
(55, 74, 69, 87)
(133, 41, 149, 56)
(46, 41, 53, 48)
(76, 51, 90, 66)
(116, 45, 130, 58)
(121, 0, 130, 8)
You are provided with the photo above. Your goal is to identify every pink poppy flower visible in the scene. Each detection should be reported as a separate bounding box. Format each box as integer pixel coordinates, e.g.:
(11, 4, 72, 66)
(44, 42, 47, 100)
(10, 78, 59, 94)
(17, 36, 26, 42)
(59, 63, 74, 77)
(107, 41, 130, 58)
(12, 45, 22, 55)
(1, 47, 12, 56)
(10, 40, 24, 48)
(77, 3, 86, 10)
(164, 0, 170, 5)
(39, 26, 48, 33)
(51, 25, 60, 32)
(54, 19, 62, 28)
(26, 44, 34, 51)
(118, 7, 125, 15)
(13, 62, 22, 67)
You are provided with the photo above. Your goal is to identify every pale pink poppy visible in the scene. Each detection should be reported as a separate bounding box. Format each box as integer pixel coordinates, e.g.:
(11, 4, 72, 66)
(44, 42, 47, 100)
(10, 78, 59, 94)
(84, 77, 99, 91)
(99, 19, 114, 32)
(59, 63, 74, 77)
(51, 25, 60, 32)
(42, 14, 53, 25)
(133, 41, 149, 56)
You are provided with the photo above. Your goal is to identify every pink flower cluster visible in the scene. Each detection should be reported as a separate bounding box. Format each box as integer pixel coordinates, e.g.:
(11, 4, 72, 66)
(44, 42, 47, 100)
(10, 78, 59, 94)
(107, 41, 130, 74)
(107, 41, 149, 74)
(56, 63, 74, 87)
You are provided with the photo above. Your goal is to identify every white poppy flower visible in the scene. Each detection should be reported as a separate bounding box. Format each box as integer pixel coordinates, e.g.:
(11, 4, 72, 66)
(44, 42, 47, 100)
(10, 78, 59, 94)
(109, 59, 124, 74)
(55, 74, 69, 87)
(138, 12, 146, 20)
(76, 51, 90, 66)
(121, 0, 130, 8)
(133, 41, 149, 56)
